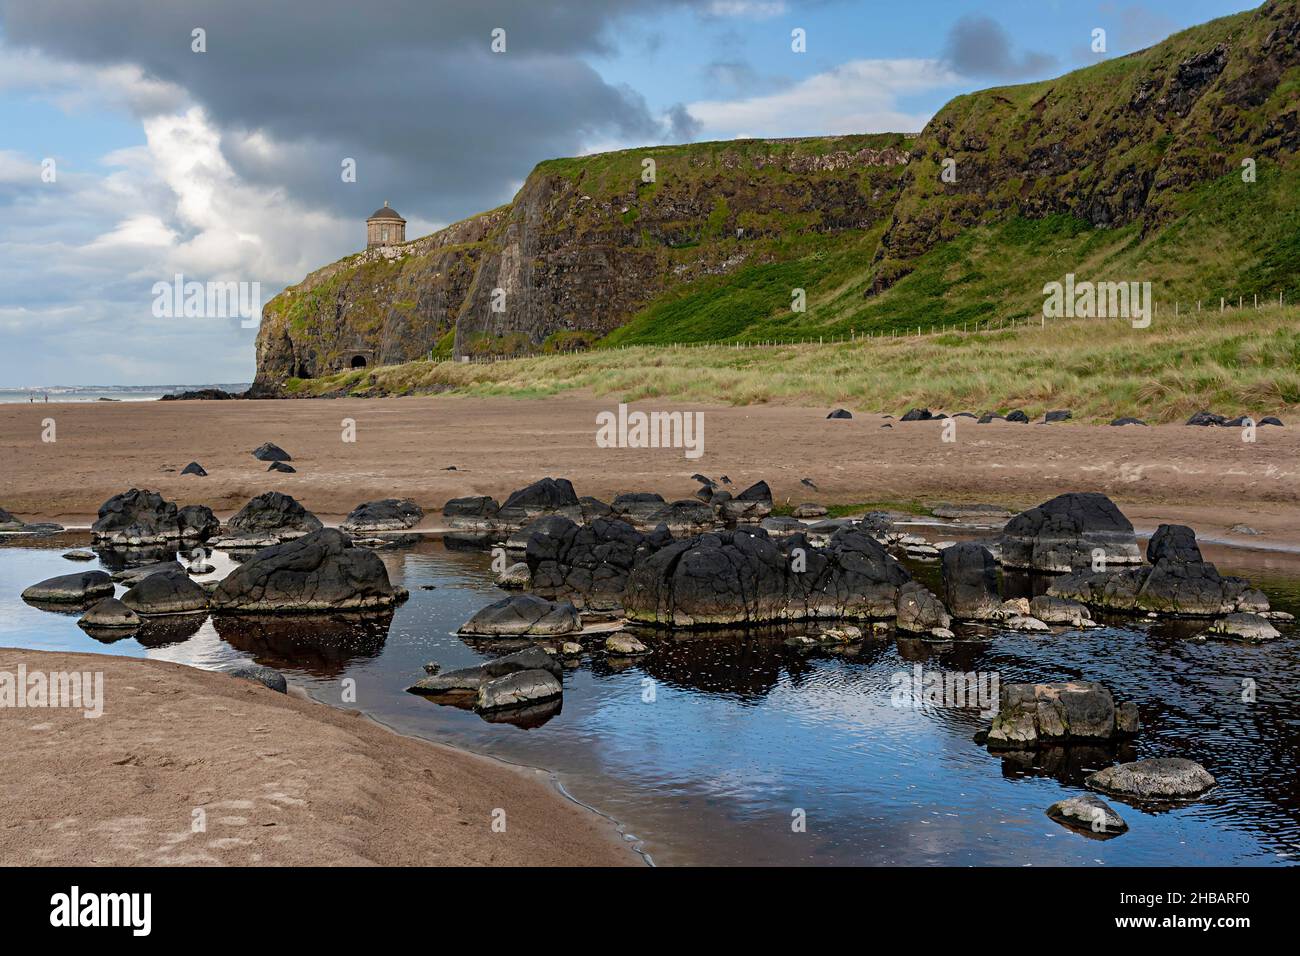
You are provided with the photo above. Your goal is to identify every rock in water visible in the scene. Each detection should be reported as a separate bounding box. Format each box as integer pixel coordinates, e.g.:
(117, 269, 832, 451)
(1046, 794, 1128, 836)
(91, 488, 182, 545)
(495, 561, 531, 588)
(459, 594, 581, 636)
(178, 504, 220, 540)
(1086, 758, 1216, 799)
(475, 670, 563, 712)
(985, 681, 1140, 749)
(409, 647, 562, 696)
(1206, 612, 1280, 642)
(623, 526, 910, 627)
(941, 542, 1002, 619)
(895, 581, 951, 635)
(252, 442, 292, 462)
(22, 570, 115, 605)
(226, 491, 323, 539)
(122, 570, 210, 615)
(341, 498, 424, 532)
(62, 551, 96, 561)
(1028, 595, 1094, 626)
(605, 633, 649, 656)
(211, 528, 399, 613)
(442, 495, 500, 529)
(999, 492, 1142, 572)
(526, 516, 665, 611)
(224, 663, 288, 693)
(78, 597, 141, 630)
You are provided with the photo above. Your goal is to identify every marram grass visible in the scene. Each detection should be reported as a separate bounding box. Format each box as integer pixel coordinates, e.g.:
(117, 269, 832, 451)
(285, 303, 1300, 424)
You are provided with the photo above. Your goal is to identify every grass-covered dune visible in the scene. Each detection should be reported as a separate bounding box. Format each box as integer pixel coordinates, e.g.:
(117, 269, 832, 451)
(283, 302, 1300, 424)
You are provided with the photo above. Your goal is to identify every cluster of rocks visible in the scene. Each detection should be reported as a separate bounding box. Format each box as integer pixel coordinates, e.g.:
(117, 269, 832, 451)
(0, 506, 63, 535)
(1186, 411, 1283, 427)
(91, 489, 219, 546)
(983, 681, 1140, 750)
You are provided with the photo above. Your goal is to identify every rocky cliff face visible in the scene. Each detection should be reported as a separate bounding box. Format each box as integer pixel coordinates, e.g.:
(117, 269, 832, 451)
(255, 0, 1299, 388)
(871, 0, 1300, 289)
(254, 135, 912, 388)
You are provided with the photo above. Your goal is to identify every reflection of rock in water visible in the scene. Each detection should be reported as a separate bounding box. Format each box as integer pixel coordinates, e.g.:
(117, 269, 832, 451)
(594, 625, 894, 699)
(895, 636, 986, 668)
(79, 624, 139, 645)
(477, 697, 561, 729)
(212, 611, 392, 678)
(133, 614, 206, 647)
(998, 568, 1055, 602)
(93, 545, 176, 572)
(997, 742, 1138, 787)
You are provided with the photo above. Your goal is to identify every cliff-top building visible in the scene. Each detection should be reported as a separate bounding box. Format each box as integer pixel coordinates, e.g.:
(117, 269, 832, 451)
(366, 201, 406, 248)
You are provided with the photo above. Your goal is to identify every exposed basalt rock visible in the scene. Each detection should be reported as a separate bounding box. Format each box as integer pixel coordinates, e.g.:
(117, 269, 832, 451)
(1005, 410, 1030, 423)
(716, 480, 773, 522)
(267, 462, 296, 474)
(1109, 417, 1147, 426)
(985, 681, 1140, 749)
(224, 663, 288, 693)
(1147, 523, 1201, 563)
(181, 461, 208, 476)
(92, 489, 182, 545)
(900, 408, 933, 421)
(225, 491, 323, 540)
(0, 507, 26, 532)
(1028, 595, 1095, 627)
(252, 442, 292, 462)
(1186, 410, 1228, 426)
(476, 670, 563, 712)
(111, 561, 186, 585)
(792, 502, 828, 518)
(22, 570, 114, 605)
(1043, 409, 1072, 423)
(178, 505, 220, 540)
(647, 499, 716, 534)
(1046, 794, 1128, 836)
(442, 495, 500, 529)
(459, 594, 581, 637)
(525, 516, 666, 611)
(211, 528, 399, 613)
(999, 492, 1142, 573)
(941, 542, 1002, 620)
(895, 581, 952, 636)
(1206, 612, 1281, 642)
(78, 597, 141, 630)
(496, 561, 531, 589)
(606, 633, 650, 656)
(121, 570, 209, 615)
(611, 492, 666, 524)
(408, 646, 562, 696)
(931, 503, 1013, 521)
(623, 526, 911, 627)
(498, 477, 581, 525)
(505, 514, 580, 551)
(1086, 758, 1216, 800)
(341, 498, 423, 532)
(826, 408, 853, 419)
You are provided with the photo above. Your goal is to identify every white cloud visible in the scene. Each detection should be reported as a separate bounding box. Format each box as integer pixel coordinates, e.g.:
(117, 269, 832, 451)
(705, 0, 787, 18)
(686, 59, 960, 139)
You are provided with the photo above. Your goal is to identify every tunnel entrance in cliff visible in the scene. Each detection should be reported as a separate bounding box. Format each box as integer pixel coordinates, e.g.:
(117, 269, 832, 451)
(350, 355, 368, 369)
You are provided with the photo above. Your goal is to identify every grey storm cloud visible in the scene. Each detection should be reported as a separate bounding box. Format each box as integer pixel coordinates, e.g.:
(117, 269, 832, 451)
(941, 15, 1057, 80)
(0, 0, 718, 225)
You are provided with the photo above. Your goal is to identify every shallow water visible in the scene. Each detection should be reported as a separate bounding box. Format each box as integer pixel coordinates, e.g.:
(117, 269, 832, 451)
(2, 529, 1298, 866)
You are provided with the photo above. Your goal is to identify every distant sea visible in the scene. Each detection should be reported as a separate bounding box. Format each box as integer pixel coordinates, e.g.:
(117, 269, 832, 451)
(0, 385, 250, 404)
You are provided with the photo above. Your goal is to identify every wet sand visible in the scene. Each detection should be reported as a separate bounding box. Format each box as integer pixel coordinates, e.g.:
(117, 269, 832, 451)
(0, 649, 636, 866)
(1, 395, 1296, 547)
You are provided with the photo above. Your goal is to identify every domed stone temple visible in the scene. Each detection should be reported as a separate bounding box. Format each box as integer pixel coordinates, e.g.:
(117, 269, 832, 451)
(366, 201, 406, 248)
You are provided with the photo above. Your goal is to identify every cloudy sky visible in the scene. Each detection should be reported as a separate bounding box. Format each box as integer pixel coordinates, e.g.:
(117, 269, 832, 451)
(0, 0, 1258, 385)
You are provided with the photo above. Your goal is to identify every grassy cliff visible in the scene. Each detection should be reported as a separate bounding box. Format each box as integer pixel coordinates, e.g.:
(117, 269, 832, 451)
(256, 0, 1300, 403)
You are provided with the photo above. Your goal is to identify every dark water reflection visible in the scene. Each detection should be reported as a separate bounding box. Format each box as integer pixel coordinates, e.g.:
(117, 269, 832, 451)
(2, 528, 1299, 866)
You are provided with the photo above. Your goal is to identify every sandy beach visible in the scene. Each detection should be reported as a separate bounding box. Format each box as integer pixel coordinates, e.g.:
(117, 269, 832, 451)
(1, 394, 1297, 547)
(0, 649, 636, 866)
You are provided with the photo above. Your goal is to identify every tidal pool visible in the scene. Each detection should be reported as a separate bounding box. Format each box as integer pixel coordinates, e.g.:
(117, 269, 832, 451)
(2, 529, 1297, 866)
